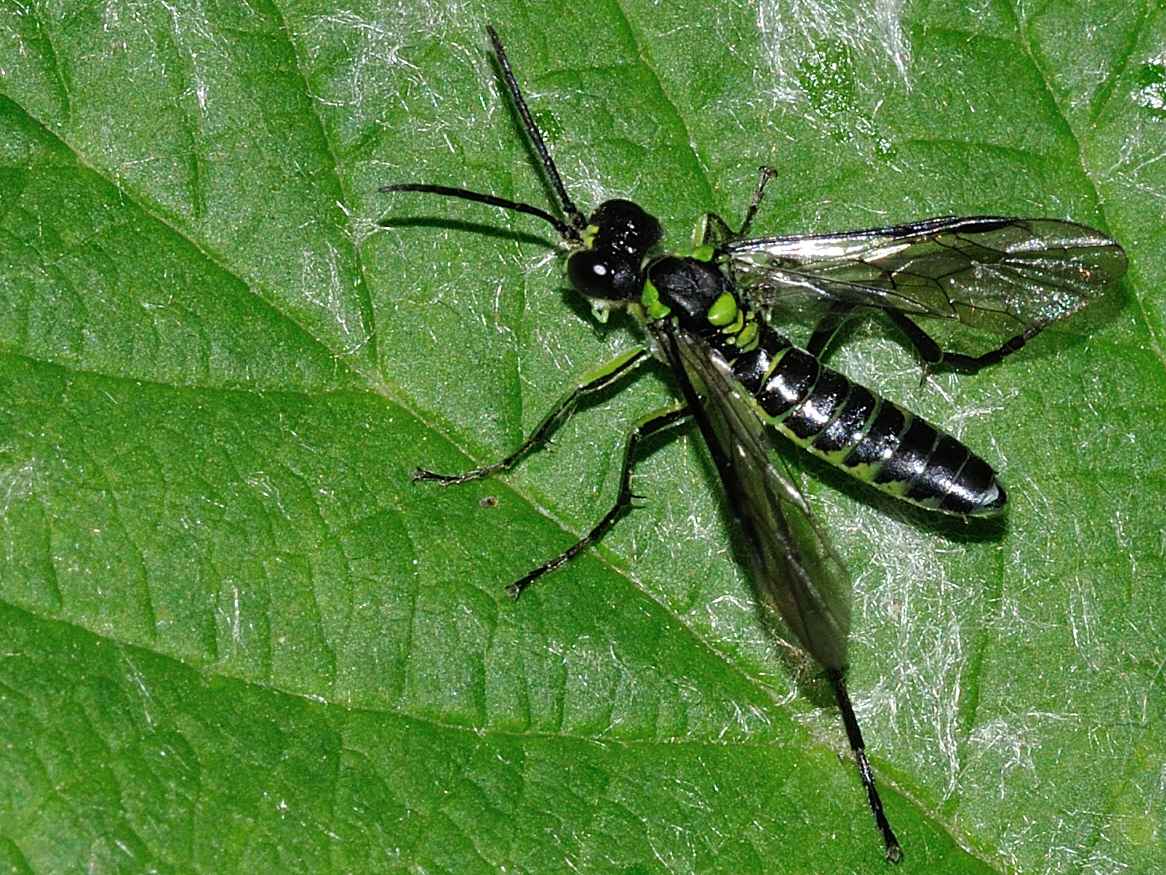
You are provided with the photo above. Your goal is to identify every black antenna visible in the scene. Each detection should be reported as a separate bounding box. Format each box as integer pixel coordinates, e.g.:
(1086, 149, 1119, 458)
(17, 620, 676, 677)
(381, 26, 585, 243)
(485, 24, 585, 231)
(380, 183, 578, 241)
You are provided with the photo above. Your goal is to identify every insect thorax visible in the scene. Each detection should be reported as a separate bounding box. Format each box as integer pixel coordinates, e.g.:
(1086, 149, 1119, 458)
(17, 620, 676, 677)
(642, 256, 762, 351)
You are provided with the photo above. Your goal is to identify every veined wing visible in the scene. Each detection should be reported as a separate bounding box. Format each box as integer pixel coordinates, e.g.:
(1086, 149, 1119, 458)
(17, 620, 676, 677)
(725, 216, 1127, 335)
(652, 321, 851, 671)
(654, 319, 903, 861)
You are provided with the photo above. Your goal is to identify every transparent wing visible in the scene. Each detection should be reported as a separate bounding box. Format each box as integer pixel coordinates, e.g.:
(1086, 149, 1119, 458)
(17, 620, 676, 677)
(653, 321, 851, 670)
(726, 216, 1127, 335)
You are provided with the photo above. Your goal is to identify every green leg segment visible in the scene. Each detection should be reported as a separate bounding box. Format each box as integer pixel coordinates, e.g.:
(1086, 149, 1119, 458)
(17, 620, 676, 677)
(413, 347, 651, 485)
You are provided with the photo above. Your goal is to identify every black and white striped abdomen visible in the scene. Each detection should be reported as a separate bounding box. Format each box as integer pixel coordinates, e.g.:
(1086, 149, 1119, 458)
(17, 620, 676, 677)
(727, 335, 1006, 517)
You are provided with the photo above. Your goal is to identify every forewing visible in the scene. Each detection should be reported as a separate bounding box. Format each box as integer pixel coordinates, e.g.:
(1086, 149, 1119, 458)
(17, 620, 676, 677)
(654, 322, 851, 671)
(726, 217, 1127, 335)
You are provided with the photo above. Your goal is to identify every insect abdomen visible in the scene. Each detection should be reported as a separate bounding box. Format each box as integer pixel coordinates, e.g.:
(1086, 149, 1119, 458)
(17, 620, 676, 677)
(733, 340, 1006, 516)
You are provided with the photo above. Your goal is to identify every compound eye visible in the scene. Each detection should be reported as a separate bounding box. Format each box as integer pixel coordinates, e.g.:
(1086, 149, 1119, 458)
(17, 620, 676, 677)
(567, 250, 617, 298)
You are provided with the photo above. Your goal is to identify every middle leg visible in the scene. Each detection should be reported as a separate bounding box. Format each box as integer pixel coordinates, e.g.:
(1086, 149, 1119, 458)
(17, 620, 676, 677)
(507, 405, 691, 598)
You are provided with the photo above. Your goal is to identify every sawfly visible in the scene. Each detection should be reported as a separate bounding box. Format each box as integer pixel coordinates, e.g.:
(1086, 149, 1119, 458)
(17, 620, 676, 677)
(382, 26, 1127, 861)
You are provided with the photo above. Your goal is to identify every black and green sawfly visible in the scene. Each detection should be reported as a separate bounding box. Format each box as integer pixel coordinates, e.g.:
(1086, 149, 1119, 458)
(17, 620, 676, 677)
(383, 26, 1127, 862)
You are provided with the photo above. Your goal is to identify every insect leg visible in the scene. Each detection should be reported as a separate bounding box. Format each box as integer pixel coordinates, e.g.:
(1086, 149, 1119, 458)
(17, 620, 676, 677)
(805, 302, 857, 360)
(737, 165, 778, 238)
(702, 166, 778, 245)
(507, 405, 691, 598)
(414, 347, 650, 485)
(887, 310, 1037, 374)
(828, 668, 904, 863)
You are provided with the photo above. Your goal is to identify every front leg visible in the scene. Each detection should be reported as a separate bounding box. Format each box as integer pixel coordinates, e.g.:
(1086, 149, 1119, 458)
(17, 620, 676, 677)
(414, 347, 650, 485)
(507, 405, 691, 597)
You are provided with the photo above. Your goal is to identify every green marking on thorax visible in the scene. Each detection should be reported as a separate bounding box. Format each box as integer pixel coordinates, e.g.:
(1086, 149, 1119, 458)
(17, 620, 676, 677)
(642, 278, 671, 321)
(735, 320, 759, 350)
(724, 307, 746, 335)
(707, 292, 739, 327)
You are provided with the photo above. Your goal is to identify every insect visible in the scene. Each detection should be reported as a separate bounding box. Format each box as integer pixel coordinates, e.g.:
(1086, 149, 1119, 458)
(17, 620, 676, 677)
(383, 26, 1127, 862)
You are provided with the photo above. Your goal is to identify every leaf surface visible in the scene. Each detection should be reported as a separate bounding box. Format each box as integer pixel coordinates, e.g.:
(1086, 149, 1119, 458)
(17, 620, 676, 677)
(1, 2, 1163, 872)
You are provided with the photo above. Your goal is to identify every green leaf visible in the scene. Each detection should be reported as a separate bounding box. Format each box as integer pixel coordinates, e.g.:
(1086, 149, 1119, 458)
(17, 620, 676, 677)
(1, 2, 1162, 872)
